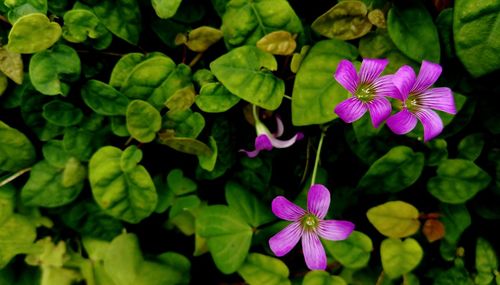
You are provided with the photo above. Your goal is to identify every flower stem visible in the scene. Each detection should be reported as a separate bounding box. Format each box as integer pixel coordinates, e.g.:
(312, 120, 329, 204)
(0, 167, 31, 188)
(310, 129, 326, 187)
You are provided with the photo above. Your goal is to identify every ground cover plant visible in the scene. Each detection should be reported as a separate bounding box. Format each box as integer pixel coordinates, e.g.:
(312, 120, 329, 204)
(0, 0, 499, 284)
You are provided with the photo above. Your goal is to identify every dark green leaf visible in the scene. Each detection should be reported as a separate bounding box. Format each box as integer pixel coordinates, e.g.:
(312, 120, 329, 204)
(92, 0, 141, 44)
(225, 181, 274, 227)
(237, 253, 290, 285)
(457, 133, 484, 161)
(81, 80, 130, 116)
(195, 82, 240, 113)
(325, 231, 372, 269)
(42, 100, 83, 127)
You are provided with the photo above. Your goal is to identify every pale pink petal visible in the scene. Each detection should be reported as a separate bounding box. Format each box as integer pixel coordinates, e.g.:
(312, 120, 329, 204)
(415, 108, 443, 142)
(372, 75, 399, 99)
(334, 60, 358, 94)
(334, 97, 368, 124)
(302, 231, 327, 270)
(386, 109, 418, 135)
(412, 61, 442, 93)
(269, 132, 303, 149)
(239, 149, 261, 158)
(359, 58, 388, 84)
(272, 196, 306, 221)
(274, 116, 284, 137)
(269, 222, 302, 257)
(418, 87, 456, 114)
(317, 220, 355, 241)
(393, 65, 416, 101)
(307, 184, 330, 219)
(366, 97, 391, 128)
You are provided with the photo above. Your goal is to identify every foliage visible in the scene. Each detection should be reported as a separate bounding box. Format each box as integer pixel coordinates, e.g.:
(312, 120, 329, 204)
(0, 0, 499, 284)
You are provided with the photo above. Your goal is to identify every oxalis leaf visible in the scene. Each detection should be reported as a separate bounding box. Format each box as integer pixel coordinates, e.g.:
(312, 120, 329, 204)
(210, 45, 284, 110)
(152, 0, 183, 19)
(291, 39, 358, 126)
(427, 159, 491, 204)
(380, 238, 423, 279)
(126, 100, 162, 143)
(4, 0, 48, 24)
(62, 9, 112, 50)
(92, 0, 142, 45)
(302, 271, 347, 285)
(366, 201, 421, 238)
(0, 214, 37, 269)
(454, 0, 500, 77)
(358, 146, 424, 194)
(0, 47, 23, 84)
(221, 0, 303, 49)
(324, 231, 373, 269)
(196, 205, 252, 274)
(89, 146, 158, 224)
(237, 253, 290, 285)
(475, 237, 498, 285)
(387, 1, 440, 63)
(0, 121, 36, 172)
(7, 13, 61, 54)
(81, 80, 130, 116)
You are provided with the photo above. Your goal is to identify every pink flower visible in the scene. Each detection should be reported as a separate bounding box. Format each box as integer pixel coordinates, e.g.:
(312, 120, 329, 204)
(269, 184, 355, 270)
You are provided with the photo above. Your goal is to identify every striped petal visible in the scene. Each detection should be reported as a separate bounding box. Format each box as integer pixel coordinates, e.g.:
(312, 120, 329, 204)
(412, 60, 442, 93)
(269, 222, 302, 257)
(373, 74, 398, 99)
(317, 220, 355, 241)
(307, 184, 330, 220)
(272, 196, 306, 221)
(334, 97, 368, 124)
(415, 108, 443, 142)
(359, 58, 388, 84)
(393, 65, 416, 101)
(334, 60, 358, 94)
(418, 87, 456, 114)
(386, 109, 418, 135)
(302, 231, 327, 270)
(366, 97, 391, 128)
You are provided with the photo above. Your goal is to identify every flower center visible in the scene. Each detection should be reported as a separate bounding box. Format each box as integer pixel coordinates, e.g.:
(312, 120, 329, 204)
(355, 84, 375, 103)
(403, 93, 421, 112)
(301, 213, 319, 231)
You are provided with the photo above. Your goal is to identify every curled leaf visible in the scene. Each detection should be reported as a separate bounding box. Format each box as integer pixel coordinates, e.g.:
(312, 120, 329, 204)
(256, 31, 297, 55)
(0, 47, 23, 84)
(422, 219, 445, 243)
(176, 26, 223, 52)
(368, 9, 386, 28)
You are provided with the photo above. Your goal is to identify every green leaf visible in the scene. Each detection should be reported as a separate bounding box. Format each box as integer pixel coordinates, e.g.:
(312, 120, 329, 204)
(152, 0, 182, 19)
(158, 135, 213, 156)
(92, 0, 141, 44)
(198, 136, 218, 171)
(454, 0, 500, 77)
(0, 214, 37, 269)
(210, 46, 284, 110)
(0, 74, 7, 96)
(366, 201, 421, 238)
(111, 116, 130, 137)
(387, 1, 440, 63)
(42, 140, 71, 168)
(428, 159, 491, 204)
(4, 0, 47, 23)
(311, 1, 372, 40)
(458, 133, 484, 161)
(0, 47, 23, 84)
(7, 13, 61, 54)
(358, 146, 424, 194)
(358, 29, 418, 74)
(302, 271, 347, 285)
(380, 238, 423, 279)
(103, 233, 143, 285)
(126, 100, 162, 143)
(89, 146, 158, 223)
(434, 263, 474, 285)
(62, 157, 87, 187)
(109, 52, 166, 89)
(324, 231, 373, 269)
(237, 253, 290, 285)
(436, 8, 454, 59)
(167, 168, 197, 195)
(475, 238, 498, 285)
(221, 0, 303, 49)
(169, 195, 200, 219)
(427, 139, 448, 166)
(0, 121, 36, 172)
(195, 82, 240, 113)
(81, 80, 130, 116)
(196, 205, 252, 274)
(63, 127, 96, 161)
(29, 44, 81, 96)
(0, 185, 15, 225)
(291, 39, 358, 126)
(256, 30, 296, 55)
(20, 90, 65, 141)
(62, 9, 112, 50)
(21, 160, 84, 207)
(162, 109, 205, 138)
(225, 181, 274, 227)
(42, 100, 83, 127)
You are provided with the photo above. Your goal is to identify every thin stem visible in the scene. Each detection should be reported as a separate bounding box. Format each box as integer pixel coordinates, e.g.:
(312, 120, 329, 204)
(189, 52, 204, 67)
(310, 130, 326, 187)
(283, 94, 292, 100)
(0, 167, 31, 187)
(76, 50, 125, 57)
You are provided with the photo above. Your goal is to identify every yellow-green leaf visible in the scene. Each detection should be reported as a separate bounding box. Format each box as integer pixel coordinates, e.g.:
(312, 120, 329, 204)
(366, 201, 420, 238)
(7, 13, 61, 54)
(256, 31, 297, 55)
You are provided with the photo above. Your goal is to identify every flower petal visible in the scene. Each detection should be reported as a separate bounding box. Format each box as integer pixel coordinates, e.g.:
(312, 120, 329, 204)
(393, 65, 416, 101)
(274, 116, 284, 137)
(359, 58, 388, 84)
(415, 108, 443, 142)
(386, 109, 418, 135)
(272, 196, 306, 221)
(367, 97, 391, 128)
(307, 184, 330, 219)
(302, 231, 327, 270)
(372, 75, 398, 99)
(334, 60, 358, 94)
(412, 60, 442, 93)
(269, 132, 304, 149)
(317, 220, 355, 241)
(255, 134, 273, 151)
(269, 222, 302, 257)
(334, 97, 368, 124)
(418, 87, 456, 114)
(239, 148, 261, 158)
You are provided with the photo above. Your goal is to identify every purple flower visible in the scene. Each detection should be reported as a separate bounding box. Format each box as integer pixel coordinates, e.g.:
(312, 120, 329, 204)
(386, 61, 456, 142)
(334, 58, 395, 128)
(269, 184, 355, 270)
(240, 115, 303, 158)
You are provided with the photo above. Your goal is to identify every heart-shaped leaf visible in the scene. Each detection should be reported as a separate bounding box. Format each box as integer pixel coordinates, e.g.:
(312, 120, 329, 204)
(7, 13, 61, 54)
(324, 231, 373, 269)
(126, 100, 162, 143)
(152, 0, 183, 19)
(0, 121, 36, 172)
(195, 82, 240, 113)
(237, 253, 290, 285)
(225, 181, 274, 227)
(367, 201, 421, 238)
(381, 238, 423, 279)
(81, 80, 130, 116)
(62, 9, 112, 50)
